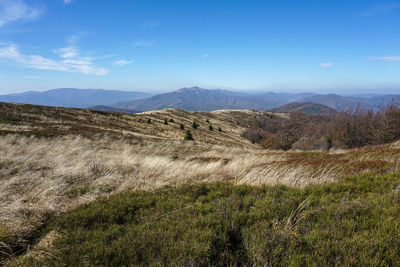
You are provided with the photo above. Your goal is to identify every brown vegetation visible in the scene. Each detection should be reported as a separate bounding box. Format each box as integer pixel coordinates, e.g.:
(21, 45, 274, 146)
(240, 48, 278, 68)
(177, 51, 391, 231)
(243, 104, 400, 150)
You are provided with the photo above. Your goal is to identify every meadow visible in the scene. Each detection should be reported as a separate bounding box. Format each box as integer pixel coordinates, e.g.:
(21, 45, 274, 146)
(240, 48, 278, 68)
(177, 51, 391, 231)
(0, 102, 399, 265)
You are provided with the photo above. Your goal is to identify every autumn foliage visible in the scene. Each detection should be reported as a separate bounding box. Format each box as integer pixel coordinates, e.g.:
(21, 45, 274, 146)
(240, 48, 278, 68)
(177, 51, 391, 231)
(243, 104, 400, 150)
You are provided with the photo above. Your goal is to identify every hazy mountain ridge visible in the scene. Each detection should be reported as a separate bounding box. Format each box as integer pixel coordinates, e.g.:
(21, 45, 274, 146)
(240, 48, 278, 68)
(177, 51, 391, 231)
(115, 87, 400, 112)
(0, 87, 398, 112)
(0, 88, 152, 108)
(301, 94, 400, 111)
(115, 87, 315, 111)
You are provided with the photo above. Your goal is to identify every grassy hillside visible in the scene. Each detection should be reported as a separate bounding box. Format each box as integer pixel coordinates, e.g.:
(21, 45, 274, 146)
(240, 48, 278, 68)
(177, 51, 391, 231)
(0, 102, 399, 265)
(0, 102, 273, 147)
(9, 171, 400, 266)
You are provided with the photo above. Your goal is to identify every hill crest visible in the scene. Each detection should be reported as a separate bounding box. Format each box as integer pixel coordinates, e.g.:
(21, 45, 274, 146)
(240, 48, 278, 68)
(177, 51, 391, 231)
(274, 102, 337, 116)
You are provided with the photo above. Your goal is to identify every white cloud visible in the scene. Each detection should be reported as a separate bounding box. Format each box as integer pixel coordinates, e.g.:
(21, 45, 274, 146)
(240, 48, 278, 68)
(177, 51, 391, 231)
(141, 22, 160, 28)
(201, 53, 208, 58)
(63, 0, 75, 4)
(114, 59, 134, 66)
(320, 62, 333, 68)
(0, 0, 44, 27)
(53, 46, 78, 59)
(133, 40, 154, 47)
(0, 44, 109, 75)
(367, 56, 400, 62)
(66, 33, 86, 44)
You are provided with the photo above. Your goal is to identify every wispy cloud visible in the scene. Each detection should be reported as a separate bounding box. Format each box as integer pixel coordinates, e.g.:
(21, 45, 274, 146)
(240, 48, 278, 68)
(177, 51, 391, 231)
(114, 59, 134, 66)
(141, 22, 160, 28)
(0, 44, 109, 75)
(367, 56, 400, 62)
(53, 46, 79, 59)
(62, 0, 77, 5)
(66, 32, 86, 44)
(0, 0, 44, 27)
(320, 62, 333, 68)
(359, 2, 400, 16)
(201, 53, 208, 58)
(133, 40, 154, 47)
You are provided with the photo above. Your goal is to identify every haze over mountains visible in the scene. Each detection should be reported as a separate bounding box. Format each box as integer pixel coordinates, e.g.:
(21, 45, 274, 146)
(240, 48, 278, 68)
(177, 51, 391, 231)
(0, 88, 151, 108)
(114, 87, 314, 112)
(114, 87, 399, 112)
(0, 87, 398, 112)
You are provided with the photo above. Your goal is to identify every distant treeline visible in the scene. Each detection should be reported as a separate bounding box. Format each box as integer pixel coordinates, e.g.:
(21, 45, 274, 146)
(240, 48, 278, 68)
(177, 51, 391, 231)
(243, 104, 400, 150)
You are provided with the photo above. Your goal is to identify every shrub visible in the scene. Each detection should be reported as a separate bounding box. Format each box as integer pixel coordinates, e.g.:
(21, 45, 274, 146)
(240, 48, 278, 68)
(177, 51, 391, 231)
(184, 130, 194, 141)
(260, 133, 280, 150)
(218, 127, 222, 132)
(209, 125, 213, 131)
(180, 124, 184, 130)
(326, 135, 333, 149)
(147, 119, 151, 124)
(169, 119, 175, 123)
(291, 136, 328, 150)
(164, 119, 168, 125)
(206, 119, 210, 123)
(242, 128, 267, 144)
(192, 121, 198, 129)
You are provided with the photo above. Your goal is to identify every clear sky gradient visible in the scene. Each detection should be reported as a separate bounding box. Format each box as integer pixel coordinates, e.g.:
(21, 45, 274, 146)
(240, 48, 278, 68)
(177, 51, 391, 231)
(0, 0, 399, 94)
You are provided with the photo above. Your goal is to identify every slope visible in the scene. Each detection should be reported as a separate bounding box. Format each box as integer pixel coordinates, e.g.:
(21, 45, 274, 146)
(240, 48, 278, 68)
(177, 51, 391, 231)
(1, 102, 399, 265)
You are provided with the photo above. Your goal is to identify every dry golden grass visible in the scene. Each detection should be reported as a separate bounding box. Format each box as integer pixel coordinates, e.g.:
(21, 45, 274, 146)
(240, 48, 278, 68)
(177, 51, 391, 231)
(1, 134, 399, 237)
(0, 135, 269, 234)
(0, 102, 277, 147)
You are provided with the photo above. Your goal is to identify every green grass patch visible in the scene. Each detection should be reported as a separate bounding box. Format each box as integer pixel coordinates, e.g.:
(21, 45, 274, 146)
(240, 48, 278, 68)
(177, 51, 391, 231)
(12, 172, 400, 266)
(66, 184, 115, 198)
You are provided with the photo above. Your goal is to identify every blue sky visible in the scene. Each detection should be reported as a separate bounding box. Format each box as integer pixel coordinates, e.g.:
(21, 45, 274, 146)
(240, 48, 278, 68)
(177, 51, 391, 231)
(0, 0, 399, 94)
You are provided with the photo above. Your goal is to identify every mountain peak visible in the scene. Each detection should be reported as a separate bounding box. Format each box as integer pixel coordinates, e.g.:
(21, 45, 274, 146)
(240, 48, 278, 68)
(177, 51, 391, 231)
(176, 86, 205, 93)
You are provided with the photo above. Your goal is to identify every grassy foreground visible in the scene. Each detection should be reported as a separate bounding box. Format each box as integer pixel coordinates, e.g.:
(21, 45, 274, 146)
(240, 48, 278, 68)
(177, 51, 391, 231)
(10, 171, 400, 266)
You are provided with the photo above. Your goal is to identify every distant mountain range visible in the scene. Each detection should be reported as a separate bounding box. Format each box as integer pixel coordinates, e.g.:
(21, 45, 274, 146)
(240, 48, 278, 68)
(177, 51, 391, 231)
(114, 86, 316, 111)
(301, 94, 400, 111)
(0, 88, 151, 108)
(0, 87, 398, 112)
(114, 87, 399, 112)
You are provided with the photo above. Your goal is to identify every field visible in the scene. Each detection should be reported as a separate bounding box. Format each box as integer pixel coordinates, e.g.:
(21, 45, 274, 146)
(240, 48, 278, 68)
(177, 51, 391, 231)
(0, 102, 399, 265)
